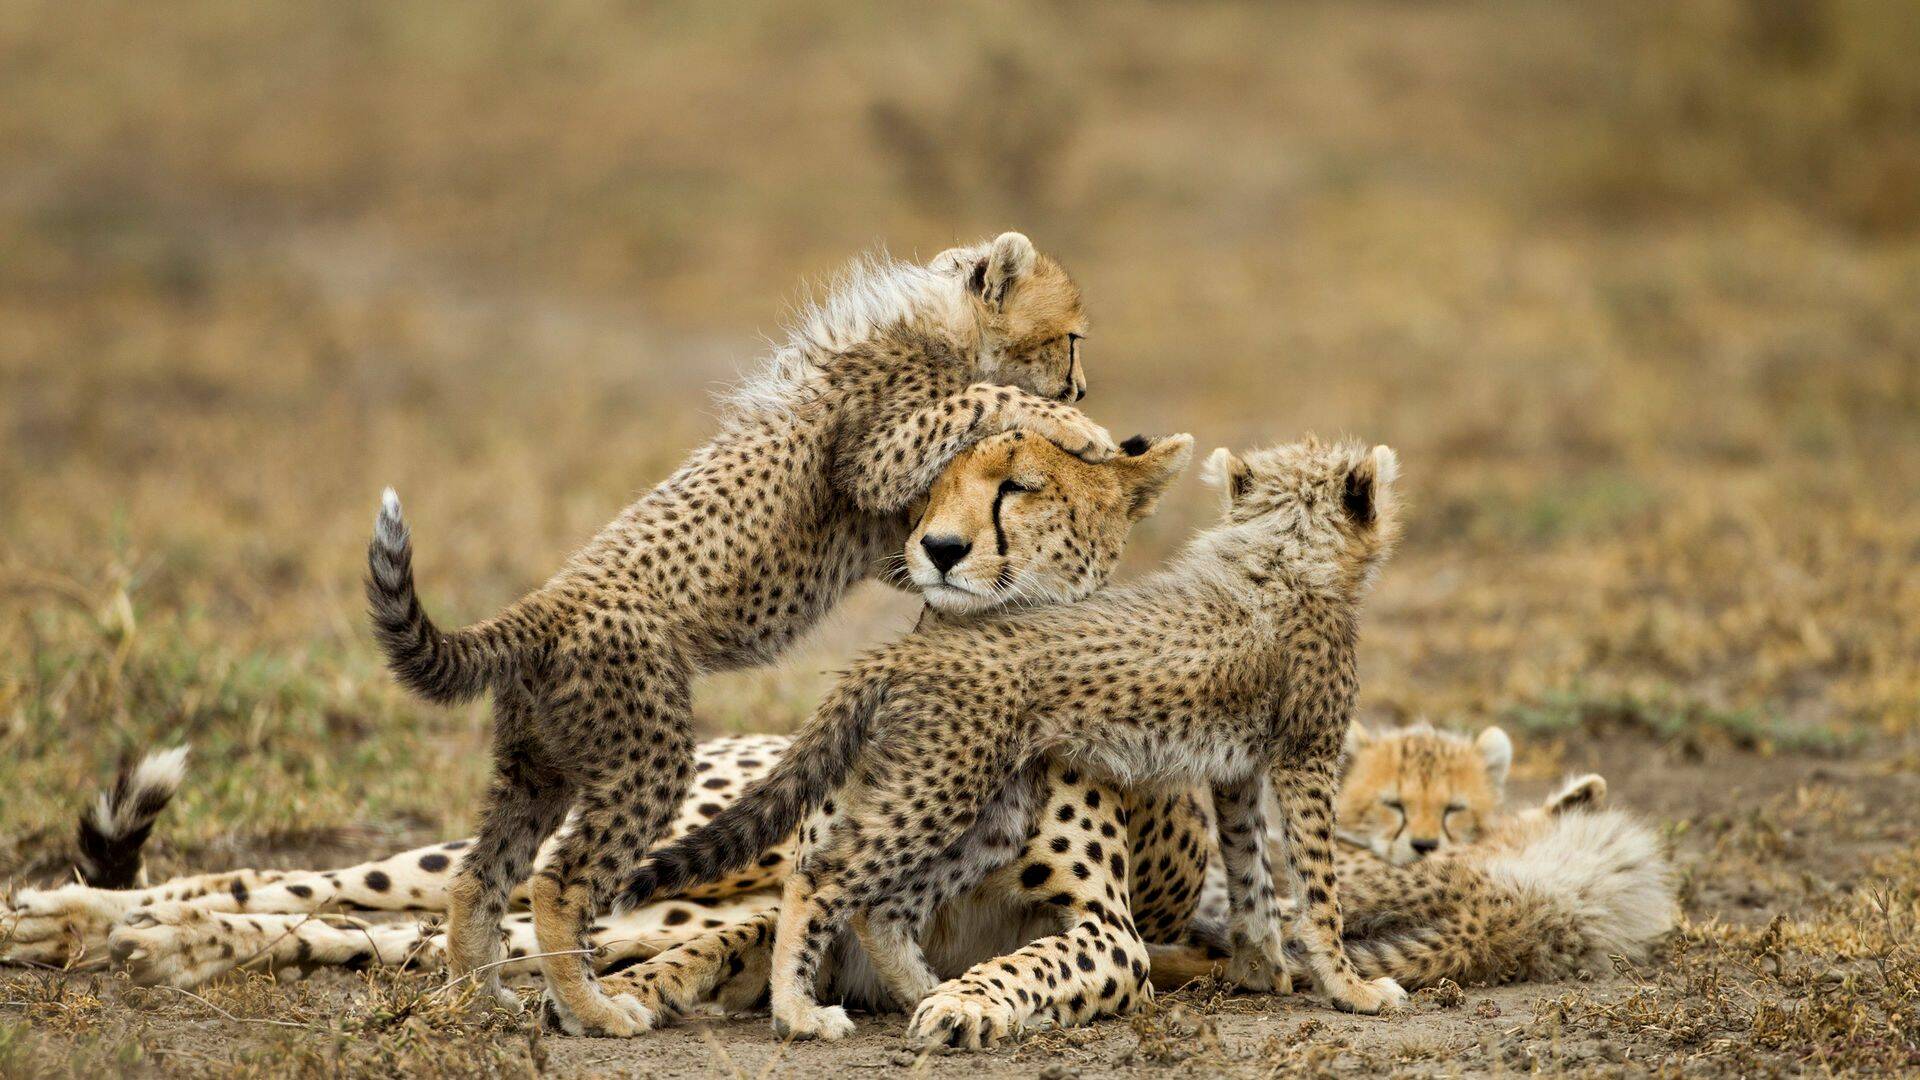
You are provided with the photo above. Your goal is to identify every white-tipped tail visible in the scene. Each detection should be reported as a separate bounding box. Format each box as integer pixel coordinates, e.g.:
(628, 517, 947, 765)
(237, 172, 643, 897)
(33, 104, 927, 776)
(366, 487, 509, 704)
(76, 746, 190, 889)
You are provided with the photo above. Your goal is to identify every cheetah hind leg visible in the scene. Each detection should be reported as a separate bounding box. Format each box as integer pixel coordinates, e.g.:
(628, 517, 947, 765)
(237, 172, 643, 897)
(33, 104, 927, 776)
(444, 712, 573, 1016)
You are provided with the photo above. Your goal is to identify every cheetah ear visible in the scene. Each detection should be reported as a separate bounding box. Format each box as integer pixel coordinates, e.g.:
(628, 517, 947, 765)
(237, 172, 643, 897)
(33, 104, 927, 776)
(1116, 434, 1193, 520)
(1345, 720, 1376, 754)
(928, 243, 975, 275)
(967, 232, 1037, 311)
(1339, 720, 1374, 774)
(1342, 444, 1398, 527)
(1544, 773, 1607, 815)
(1475, 726, 1513, 791)
(1201, 447, 1251, 513)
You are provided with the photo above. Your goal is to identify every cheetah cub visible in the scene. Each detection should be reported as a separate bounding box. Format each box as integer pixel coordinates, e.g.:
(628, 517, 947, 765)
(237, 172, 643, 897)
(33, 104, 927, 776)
(366, 233, 1116, 1036)
(619, 436, 1409, 1039)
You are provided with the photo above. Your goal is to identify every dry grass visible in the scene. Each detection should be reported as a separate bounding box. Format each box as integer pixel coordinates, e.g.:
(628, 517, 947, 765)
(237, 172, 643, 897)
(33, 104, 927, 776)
(3, 0, 1918, 1075)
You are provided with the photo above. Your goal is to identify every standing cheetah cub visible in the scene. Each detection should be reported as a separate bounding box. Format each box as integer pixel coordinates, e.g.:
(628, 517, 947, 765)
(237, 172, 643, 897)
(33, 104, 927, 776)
(368, 233, 1116, 1036)
(620, 436, 1408, 1040)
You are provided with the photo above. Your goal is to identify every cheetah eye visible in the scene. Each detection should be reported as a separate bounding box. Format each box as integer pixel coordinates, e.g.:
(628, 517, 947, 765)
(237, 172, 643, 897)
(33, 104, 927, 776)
(999, 478, 1037, 496)
(1382, 798, 1404, 814)
(1444, 802, 1467, 816)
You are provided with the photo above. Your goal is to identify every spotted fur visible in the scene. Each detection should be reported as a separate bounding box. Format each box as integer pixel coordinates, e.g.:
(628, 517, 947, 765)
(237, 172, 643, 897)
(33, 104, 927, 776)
(4, 429, 1185, 998)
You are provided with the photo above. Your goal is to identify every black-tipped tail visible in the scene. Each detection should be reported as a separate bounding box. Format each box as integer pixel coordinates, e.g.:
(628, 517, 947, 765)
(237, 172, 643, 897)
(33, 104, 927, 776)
(76, 747, 189, 889)
(617, 670, 888, 911)
(367, 488, 511, 704)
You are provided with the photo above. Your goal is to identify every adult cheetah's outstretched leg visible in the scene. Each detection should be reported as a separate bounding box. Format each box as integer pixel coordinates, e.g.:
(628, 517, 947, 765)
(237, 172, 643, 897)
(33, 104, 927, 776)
(1270, 762, 1408, 1014)
(532, 656, 697, 1037)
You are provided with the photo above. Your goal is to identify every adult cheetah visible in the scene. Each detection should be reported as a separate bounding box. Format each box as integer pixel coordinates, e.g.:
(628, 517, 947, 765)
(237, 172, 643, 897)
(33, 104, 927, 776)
(368, 232, 1118, 1035)
(618, 437, 1409, 1039)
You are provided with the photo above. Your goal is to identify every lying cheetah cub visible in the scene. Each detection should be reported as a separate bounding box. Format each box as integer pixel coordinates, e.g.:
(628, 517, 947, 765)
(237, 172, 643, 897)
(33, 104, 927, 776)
(621, 437, 1407, 1039)
(371, 233, 1117, 1036)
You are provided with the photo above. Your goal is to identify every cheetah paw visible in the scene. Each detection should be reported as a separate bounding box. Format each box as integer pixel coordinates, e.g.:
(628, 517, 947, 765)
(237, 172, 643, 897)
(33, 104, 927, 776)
(482, 981, 527, 1016)
(540, 987, 654, 1037)
(908, 992, 1015, 1050)
(771, 1003, 856, 1042)
(107, 907, 239, 988)
(1225, 942, 1292, 995)
(1327, 975, 1409, 1015)
(1032, 410, 1118, 463)
(0, 886, 134, 966)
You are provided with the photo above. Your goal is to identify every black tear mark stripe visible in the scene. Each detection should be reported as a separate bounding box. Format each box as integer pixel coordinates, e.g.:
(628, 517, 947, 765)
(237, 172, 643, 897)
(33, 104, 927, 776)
(992, 485, 1010, 557)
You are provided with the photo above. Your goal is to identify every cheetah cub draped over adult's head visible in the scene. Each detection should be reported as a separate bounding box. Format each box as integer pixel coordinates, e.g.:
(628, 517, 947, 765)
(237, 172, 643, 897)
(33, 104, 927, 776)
(364, 232, 1120, 1036)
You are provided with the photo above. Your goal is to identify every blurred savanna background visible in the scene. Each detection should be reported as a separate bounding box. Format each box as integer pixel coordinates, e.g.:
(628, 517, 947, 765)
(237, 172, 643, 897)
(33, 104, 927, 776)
(3, 1, 1918, 1075)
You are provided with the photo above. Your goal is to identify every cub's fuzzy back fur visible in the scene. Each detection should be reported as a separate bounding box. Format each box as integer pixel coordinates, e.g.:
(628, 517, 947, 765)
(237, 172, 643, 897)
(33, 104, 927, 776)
(75, 747, 189, 889)
(1480, 808, 1678, 970)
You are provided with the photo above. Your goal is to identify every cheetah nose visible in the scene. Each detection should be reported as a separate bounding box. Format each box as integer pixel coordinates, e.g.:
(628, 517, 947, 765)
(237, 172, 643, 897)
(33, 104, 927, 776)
(1409, 838, 1440, 856)
(920, 535, 971, 575)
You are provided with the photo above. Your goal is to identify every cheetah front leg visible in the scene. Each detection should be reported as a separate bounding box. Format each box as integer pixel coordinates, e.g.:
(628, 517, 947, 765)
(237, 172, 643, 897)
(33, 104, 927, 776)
(767, 868, 856, 1041)
(3, 869, 292, 968)
(840, 384, 1117, 514)
(1210, 777, 1294, 995)
(1271, 763, 1408, 1014)
(911, 917, 1150, 1050)
(851, 910, 941, 1009)
(107, 905, 433, 987)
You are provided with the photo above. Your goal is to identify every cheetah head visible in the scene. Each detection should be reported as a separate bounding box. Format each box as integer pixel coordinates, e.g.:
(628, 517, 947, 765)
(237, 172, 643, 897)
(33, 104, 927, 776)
(931, 232, 1089, 403)
(1201, 436, 1401, 596)
(1337, 721, 1512, 865)
(905, 430, 1193, 616)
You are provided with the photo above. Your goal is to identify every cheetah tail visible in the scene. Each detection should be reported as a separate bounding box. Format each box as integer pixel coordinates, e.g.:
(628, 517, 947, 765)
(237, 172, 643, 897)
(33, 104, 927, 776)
(367, 488, 516, 704)
(615, 669, 888, 912)
(75, 746, 189, 889)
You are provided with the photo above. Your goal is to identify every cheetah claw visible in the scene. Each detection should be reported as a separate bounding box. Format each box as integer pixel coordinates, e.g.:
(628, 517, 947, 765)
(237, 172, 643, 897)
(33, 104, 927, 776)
(908, 993, 1014, 1050)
